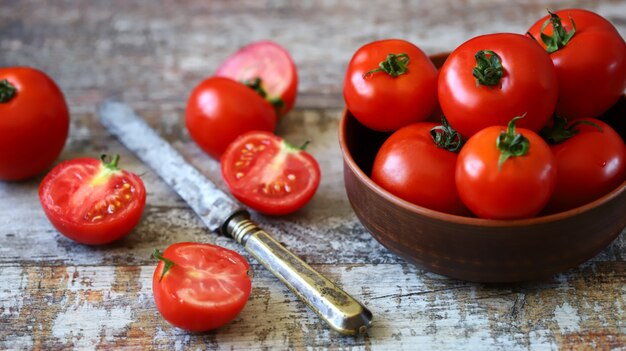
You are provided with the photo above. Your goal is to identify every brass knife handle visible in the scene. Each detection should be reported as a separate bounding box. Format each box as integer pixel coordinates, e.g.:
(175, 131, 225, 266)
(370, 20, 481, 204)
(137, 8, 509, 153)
(224, 212, 373, 335)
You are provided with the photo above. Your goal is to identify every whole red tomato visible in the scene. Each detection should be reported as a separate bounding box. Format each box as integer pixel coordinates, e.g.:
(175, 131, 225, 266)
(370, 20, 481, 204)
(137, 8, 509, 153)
(216, 40, 298, 118)
(221, 131, 320, 215)
(456, 117, 556, 219)
(185, 77, 276, 159)
(343, 39, 438, 132)
(438, 33, 558, 138)
(371, 119, 467, 215)
(528, 9, 626, 119)
(540, 117, 626, 213)
(152, 242, 252, 332)
(0, 67, 69, 181)
(39, 155, 146, 245)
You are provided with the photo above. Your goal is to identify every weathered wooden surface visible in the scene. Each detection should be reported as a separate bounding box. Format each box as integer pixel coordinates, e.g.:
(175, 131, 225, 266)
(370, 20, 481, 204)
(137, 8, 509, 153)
(1, 0, 625, 349)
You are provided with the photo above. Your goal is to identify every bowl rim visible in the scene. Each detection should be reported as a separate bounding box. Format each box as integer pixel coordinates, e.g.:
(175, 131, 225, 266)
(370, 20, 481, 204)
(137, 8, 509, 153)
(339, 108, 626, 228)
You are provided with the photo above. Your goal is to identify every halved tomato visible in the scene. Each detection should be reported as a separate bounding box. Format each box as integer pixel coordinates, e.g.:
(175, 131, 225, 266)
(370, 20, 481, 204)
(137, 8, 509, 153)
(215, 40, 298, 117)
(152, 242, 252, 332)
(39, 155, 146, 245)
(220, 131, 321, 215)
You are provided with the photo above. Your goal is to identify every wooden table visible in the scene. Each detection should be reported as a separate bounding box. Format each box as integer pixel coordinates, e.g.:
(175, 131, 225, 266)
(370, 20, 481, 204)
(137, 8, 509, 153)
(2, 1, 625, 349)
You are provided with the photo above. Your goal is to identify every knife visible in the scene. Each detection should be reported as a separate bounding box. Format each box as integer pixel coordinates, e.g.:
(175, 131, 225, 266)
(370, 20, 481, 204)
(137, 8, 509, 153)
(98, 101, 373, 335)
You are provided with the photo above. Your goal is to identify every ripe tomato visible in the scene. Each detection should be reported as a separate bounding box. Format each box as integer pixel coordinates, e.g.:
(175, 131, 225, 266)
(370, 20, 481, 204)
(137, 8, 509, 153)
(456, 117, 556, 219)
(528, 9, 626, 119)
(39, 155, 146, 245)
(0, 67, 69, 181)
(152, 242, 252, 332)
(540, 117, 626, 213)
(343, 39, 438, 132)
(216, 40, 298, 118)
(371, 119, 468, 215)
(438, 33, 558, 138)
(185, 77, 276, 160)
(221, 131, 320, 215)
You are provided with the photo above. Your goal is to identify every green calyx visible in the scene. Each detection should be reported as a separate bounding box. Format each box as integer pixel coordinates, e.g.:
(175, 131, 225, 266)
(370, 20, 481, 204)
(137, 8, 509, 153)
(496, 115, 530, 170)
(100, 154, 121, 171)
(430, 115, 464, 152)
(284, 139, 310, 152)
(244, 77, 286, 116)
(363, 53, 410, 78)
(473, 50, 504, 87)
(91, 154, 122, 186)
(0, 79, 17, 103)
(540, 10, 576, 53)
(153, 249, 175, 282)
(539, 115, 603, 144)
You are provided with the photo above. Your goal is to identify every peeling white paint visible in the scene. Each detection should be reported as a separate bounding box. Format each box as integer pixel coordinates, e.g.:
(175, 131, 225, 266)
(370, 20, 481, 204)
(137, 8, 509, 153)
(52, 302, 133, 350)
(553, 302, 581, 335)
(0, 266, 27, 318)
(1, 334, 34, 350)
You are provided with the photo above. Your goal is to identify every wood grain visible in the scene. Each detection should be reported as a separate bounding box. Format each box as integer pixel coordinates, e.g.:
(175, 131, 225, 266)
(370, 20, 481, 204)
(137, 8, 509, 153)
(1, 0, 625, 349)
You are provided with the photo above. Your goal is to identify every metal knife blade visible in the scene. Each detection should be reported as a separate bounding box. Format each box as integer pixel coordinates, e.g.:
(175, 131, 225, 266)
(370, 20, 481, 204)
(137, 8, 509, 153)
(98, 101, 239, 231)
(98, 101, 373, 335)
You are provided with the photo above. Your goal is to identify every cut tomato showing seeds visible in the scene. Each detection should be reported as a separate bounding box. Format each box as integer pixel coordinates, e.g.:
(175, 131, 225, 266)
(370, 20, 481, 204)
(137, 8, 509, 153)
(39, 155, 146, 245)
(221, 131, 321, 215)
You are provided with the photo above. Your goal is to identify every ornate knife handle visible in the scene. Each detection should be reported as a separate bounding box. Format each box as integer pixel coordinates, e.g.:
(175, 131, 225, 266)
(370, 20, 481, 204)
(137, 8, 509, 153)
(224, 211, 373, 335)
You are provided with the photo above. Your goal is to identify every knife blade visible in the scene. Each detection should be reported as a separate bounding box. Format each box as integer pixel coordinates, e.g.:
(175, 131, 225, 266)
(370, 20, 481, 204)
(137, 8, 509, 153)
(98, 101, 372, 335)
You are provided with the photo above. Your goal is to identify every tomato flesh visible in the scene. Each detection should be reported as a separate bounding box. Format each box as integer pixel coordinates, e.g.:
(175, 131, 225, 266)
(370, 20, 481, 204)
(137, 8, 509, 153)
(221, 131, 321, 215)
(39, 157, 146, 245)
(216, 40, 298, 117)
(153, 242, 252, 332)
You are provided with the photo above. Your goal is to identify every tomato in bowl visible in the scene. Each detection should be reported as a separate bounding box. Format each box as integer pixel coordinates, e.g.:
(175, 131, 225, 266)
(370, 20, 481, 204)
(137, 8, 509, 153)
(338, 53, 626, 282)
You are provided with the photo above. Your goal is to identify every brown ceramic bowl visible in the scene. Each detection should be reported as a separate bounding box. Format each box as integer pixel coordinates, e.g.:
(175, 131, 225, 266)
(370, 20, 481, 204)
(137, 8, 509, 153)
(339, 54, 626, 282)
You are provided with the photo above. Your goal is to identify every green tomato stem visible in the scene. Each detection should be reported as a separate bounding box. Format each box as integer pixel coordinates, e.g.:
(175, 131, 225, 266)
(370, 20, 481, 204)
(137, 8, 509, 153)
(244, 77, 286, 117)
(540, 10, 576, 53)
(473, 50, 504, 87)
(496, 115, 530, 170)
(153, 249, 175, 282)
(0, 79, 17, 103)
(100, 154, 121, 171)
(430, 115, 464, 153)
(539, 115, 603, 144)
(363, 53, 410, 78)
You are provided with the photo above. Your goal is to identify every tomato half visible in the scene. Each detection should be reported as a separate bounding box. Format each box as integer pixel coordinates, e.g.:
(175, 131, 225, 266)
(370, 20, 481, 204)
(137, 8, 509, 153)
(152, 242, 252, 332)
(371, 121, 468, 215)
(541, 118, 626, 213)
(0, 67, 69, 181)
(343, 39, 438, 132)
(185, 77, 276, 160)
(528, 9, 626, 119)
(216, 40, 298, 118)
(221, 131, 321, 215)
(438, 33, 558, 138)
(39, 155, 146, 245)
(456, 118, 556, 219)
